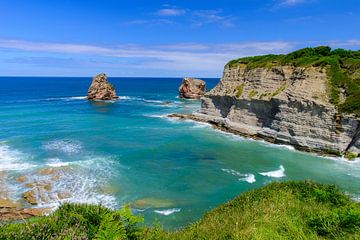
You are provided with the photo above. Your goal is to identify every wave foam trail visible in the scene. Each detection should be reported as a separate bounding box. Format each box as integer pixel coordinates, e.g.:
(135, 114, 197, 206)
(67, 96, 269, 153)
(44, 139, 82, 154)
(0, 145, 36, 171)
(221, 169, 256, 183)
(154, 208, 181, 216)
(34, 157, 119, 210)
(143, 114, 167, 119)
(241, 174, 256, 183)
(259, 165, 286, 178)
(46, 158, 71, 167)
(69, 96, 87, 100)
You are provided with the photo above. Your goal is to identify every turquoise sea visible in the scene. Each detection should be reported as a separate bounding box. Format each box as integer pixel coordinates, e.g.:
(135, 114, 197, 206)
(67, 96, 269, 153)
(0, 77, 359, 229)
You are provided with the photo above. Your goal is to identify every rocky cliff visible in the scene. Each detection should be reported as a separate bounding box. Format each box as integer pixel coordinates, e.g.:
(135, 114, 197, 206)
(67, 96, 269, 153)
(171, 47, 360, 158)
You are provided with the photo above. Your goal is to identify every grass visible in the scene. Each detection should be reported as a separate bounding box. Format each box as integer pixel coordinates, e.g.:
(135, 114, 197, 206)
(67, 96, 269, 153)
(226, 46, 360, 115)
(1, 181, 359, 239)
(248, 90, 258, 98)
(235, 83, 245, 98)
(271, 82, 289, 97)
(0, 204, 144, 240)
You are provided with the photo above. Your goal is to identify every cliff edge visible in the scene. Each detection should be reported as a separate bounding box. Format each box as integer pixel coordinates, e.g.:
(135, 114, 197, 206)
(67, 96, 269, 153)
(172, 47, 360, 158)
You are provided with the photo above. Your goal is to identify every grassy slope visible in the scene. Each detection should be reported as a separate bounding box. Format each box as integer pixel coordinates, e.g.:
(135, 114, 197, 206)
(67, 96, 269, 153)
(1, 181, 360, 239)
(227, 46, 360, 115)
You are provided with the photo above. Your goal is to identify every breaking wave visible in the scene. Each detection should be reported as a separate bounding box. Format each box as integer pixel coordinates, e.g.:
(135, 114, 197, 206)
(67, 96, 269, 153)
(154, 208, 181, 216)
(0, 144, 36, 171)
(259, 165, 286, 178)
(221, 168, 256, 183)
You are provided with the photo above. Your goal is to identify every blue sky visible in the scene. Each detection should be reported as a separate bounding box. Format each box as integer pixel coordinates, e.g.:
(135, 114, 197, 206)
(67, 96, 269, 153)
(0, 0, 359, 77)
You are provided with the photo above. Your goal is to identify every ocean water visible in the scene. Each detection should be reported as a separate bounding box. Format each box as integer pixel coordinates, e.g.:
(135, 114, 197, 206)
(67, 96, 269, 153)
(0, 77, 359, 229)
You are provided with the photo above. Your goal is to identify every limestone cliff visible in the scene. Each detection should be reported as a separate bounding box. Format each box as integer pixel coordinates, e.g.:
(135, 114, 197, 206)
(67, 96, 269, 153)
(171, 48, 360, 158)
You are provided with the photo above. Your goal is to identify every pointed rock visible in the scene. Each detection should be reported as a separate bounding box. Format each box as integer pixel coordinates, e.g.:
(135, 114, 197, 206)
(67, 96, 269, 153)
(87, 73, 118, 100)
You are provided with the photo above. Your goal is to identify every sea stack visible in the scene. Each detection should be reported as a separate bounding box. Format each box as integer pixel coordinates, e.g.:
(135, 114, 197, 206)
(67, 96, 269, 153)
(87, 73, 118, 100)
(179, 78, 206, 99)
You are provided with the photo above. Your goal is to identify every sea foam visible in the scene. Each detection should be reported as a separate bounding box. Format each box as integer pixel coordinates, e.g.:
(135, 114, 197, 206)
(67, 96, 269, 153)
(36, 156, 119, 210)
(0, 144, 36, 171)
(44, 139, 83, 154)
(221, 168, 256, 183)
(259, 165, 286, 178)
(154, 208, 181, 216)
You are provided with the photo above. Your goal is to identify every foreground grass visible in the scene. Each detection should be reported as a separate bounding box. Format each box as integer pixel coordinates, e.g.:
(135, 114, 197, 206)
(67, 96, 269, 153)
(1, 181, 360, 239)
(227, 46, 360, 115)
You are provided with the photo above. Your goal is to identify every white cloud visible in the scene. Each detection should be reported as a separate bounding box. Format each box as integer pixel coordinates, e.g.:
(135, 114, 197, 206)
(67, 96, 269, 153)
(1, 39, 359, 77)
(128, 7, 234, 28)
(156, 8, 186, 16)
(278, 0, 308, 6)
(0, 39, 296, 76)
(191, 10, 235, 27)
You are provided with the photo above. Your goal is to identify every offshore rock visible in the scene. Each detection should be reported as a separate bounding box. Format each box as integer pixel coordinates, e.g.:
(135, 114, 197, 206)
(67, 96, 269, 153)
(87, 73, 118, 100)
(179, 77, 206, 99)
(171, 65, 360, 157)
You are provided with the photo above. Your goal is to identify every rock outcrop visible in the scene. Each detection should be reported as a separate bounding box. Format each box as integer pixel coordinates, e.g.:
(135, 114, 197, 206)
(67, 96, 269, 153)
(179, 78, 206, 99)
(87, 73, 118, 100)
(171, 65, 360, 157)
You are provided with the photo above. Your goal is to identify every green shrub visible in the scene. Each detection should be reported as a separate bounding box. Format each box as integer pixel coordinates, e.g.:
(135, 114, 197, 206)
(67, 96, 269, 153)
(272, 82, 289, 97)
(1, 181, 359, 239)
(0, 203, 144, 240)
(235, 83, 245, 98)
(248, 90, 258, 98)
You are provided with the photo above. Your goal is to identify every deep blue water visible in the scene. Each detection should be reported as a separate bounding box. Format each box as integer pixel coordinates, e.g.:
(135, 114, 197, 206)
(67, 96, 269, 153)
(0, 77, 359, 229)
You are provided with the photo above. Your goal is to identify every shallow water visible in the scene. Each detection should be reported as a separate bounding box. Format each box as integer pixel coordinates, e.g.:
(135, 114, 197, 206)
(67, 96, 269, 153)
(0, 77, 359, 229)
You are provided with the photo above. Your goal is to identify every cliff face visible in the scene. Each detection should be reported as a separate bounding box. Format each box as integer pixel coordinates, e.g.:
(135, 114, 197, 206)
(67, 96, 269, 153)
(197, 65, 360, 156)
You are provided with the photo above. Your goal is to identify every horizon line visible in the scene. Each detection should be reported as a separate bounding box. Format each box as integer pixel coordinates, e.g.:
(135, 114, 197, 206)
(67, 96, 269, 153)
(0, 75, 221, 79)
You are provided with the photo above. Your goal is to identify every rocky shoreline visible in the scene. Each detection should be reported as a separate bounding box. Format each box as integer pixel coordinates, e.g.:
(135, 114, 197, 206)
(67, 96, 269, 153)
(169, 51, 360, 159)
(168, 113, 342, 157)
(0, 167, 72, 221)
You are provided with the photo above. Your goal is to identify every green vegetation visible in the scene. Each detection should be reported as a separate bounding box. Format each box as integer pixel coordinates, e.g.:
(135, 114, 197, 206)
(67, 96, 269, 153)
(0, 204, 144, 240)
(235, 83, 245, 98)
(248, 90, 258, 98)
(272, 82, 289, 97)
(1, 181, 359, 239)
(345, 152, 359, 160)
(227, 46, 360, 115)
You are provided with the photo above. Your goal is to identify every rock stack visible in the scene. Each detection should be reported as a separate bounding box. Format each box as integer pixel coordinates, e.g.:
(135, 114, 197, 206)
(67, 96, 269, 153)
(87, 73, 118, 100)
(179, 77, 206, 99)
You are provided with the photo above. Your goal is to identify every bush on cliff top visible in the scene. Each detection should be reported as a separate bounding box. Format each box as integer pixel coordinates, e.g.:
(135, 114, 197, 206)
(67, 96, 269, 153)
(226, 46, 360, 115)
(1, 181, 360, 239)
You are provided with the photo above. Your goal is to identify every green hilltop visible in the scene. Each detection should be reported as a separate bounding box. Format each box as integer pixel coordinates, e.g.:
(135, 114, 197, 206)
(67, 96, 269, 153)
(227, 47, 360, 115)
(1, 181, 360, 239)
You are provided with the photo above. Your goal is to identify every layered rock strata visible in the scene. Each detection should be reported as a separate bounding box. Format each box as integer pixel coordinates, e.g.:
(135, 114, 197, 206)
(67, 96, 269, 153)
(171, 65, 360, 157)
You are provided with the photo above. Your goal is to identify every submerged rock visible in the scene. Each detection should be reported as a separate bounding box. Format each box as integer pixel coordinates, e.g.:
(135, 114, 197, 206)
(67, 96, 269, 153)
(132, 197, 174, 209)
(23, 190, 38, 205)
(179, 77, 206, 99)
(16, 176, 28, 183)
(87, 73, 118, 100)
